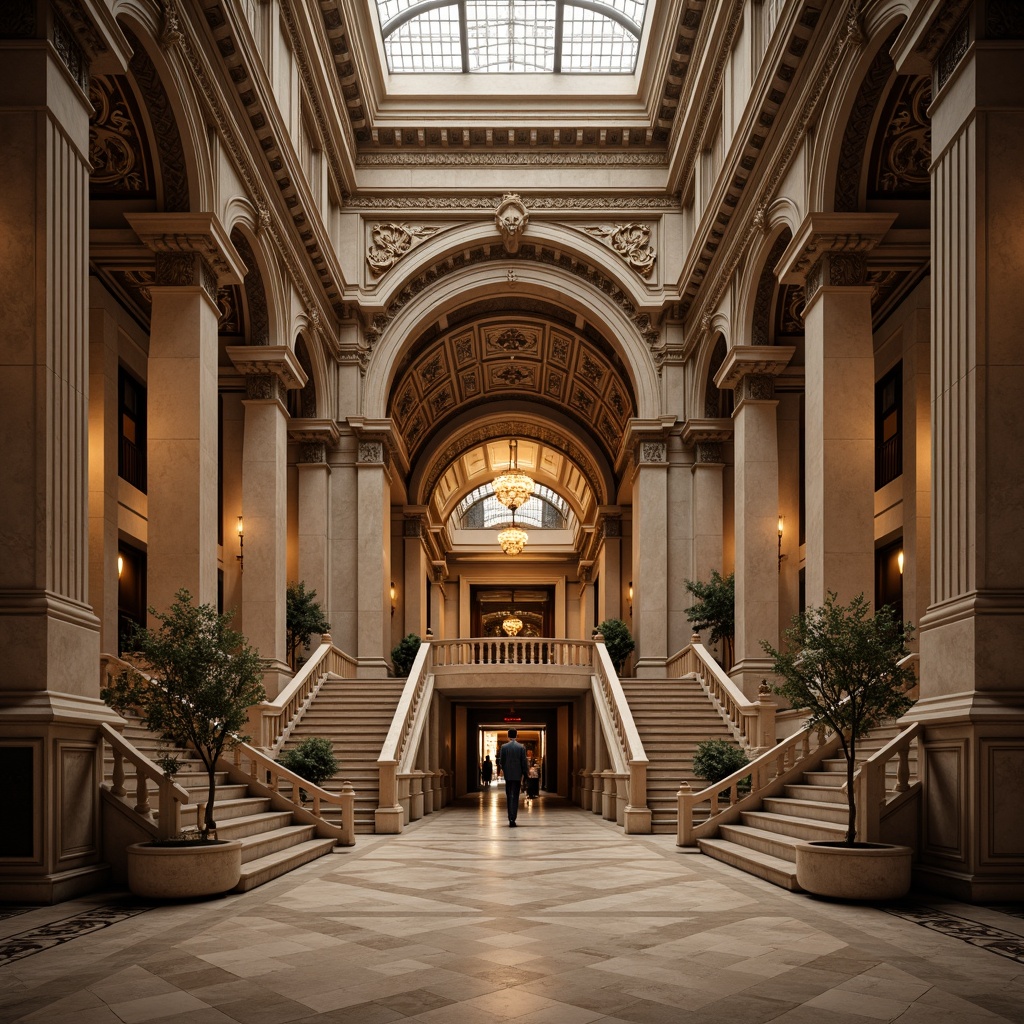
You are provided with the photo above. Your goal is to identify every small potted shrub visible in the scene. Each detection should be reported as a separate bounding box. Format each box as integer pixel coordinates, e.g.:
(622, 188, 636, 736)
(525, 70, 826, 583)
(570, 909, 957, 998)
(391, 633, 422, 676)
(103, 589, 266, 899)
(595, 619, 635, 674)
(762, 592, 916, 899)
(277, 737, 339, 801)
(286, 581, 331, 669)
(684, 570, 735, 668)
(691, 738, 750, 795)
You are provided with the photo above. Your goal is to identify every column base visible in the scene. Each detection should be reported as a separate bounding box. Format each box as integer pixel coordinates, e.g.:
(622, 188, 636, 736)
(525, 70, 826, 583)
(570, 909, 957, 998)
(729, 659, 776, 700)
(359, 658, 391, 679)
(374, 806, 404, 834)
(623, 806, 652, 835)
(634, 659, 667, 679)
(0, 863, 112, 904)
(913, 863, 1024, 902)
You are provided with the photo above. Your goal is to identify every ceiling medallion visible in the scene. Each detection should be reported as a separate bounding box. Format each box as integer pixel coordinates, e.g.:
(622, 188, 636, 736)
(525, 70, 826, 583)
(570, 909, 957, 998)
(492, 438, 534, 511)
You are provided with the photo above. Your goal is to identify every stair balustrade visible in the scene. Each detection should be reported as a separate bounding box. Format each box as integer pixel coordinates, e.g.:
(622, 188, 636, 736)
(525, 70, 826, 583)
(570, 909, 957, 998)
(260, 634, 357, 751)
(853, 720, 922, 843)
(224, 742, 356, 845)
(677, 724, 840, 847)
(100, 722, 192, 840)
(667, 635, 776, 752)
(429, 638, 594, 667)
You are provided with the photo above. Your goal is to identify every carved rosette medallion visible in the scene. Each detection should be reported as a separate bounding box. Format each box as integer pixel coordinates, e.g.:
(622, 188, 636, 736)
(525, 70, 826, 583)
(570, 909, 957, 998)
(358, 441, 385, 464)
(366, 223, 442, 276)
(495, 193, 528, 253)
(581, 223, 657, 278)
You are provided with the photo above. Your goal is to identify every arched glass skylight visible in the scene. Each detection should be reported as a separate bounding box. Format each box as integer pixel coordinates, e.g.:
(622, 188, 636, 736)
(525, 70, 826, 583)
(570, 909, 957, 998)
(455, 483, 570, 530)
(376, 0, 648, 74)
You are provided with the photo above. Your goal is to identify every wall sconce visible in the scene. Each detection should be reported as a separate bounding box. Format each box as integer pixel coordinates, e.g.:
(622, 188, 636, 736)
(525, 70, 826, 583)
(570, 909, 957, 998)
(117, 554, 124, 579)
(390, 581, 396, 617)
(628, 581, 633, 617)
(897, 549, 904, 575)
(777, 516, 785, 573)
(236, 516, 244, 574)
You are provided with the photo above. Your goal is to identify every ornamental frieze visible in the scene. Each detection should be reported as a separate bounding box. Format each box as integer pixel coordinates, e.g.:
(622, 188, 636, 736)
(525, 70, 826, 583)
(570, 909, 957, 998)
(581, 223, 657, 278)
(366, 222, 443, 276)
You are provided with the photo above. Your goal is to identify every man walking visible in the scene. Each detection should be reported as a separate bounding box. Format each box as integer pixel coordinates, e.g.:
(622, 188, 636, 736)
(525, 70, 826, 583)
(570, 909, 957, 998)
(497, 729, 529, 827)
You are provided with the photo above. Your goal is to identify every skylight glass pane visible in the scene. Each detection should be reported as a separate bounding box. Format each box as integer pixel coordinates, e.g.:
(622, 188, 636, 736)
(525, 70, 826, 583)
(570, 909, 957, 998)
(465, 0, 556, 73)
(385, 7, 463, 72)
(377, 0, 435, 26)
(561, 8, 637, 72)
(583, 0, 645, 31)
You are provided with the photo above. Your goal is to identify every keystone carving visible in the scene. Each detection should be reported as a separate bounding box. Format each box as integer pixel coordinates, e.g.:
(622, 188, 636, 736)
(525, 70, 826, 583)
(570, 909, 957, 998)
(495, 193, 528, 253)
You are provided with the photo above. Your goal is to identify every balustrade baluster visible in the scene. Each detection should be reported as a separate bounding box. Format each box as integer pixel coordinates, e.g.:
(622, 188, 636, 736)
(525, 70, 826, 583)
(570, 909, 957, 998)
(134, 771, 151, 817)
(111, 749, 126, 797)
(896, 745, 910, 793)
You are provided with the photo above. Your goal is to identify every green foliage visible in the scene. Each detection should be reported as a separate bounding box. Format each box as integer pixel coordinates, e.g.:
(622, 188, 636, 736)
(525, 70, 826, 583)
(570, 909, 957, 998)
(102, 589, 266, 840)
(391, 633, 422, 676)
(277, 737, 339, 800)
(692, 739, 749, 785)
(596, 619, 635, 674)
(761, 592, 916, 844)
(286, 581, 331, 669)
(155, 754, 181, 778)
(684, 571, 735, 666)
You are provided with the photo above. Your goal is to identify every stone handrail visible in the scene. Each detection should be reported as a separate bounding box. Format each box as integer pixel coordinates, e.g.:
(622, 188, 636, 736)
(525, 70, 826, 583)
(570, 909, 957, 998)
(225, 740, 356, 846)
(853, 720, 922, 842)
(677, 723, 841, 846)
(592, 638, 651, 833)
(99, 722, 191, 841)
(666, 634, 776, 752)
(430, 637, 595, 667)
(260, 634, 357, 751)
(376, 641, 433, 833)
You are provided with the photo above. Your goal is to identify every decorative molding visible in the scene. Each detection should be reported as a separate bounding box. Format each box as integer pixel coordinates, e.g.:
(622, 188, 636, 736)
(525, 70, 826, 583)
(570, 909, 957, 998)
(299, 441, 326, 464)
(869, 74, 931, 200)
(158, 0, 183, 47)
(358, 441, 385, 464)
(580, 224, 656, 278)
(342, 195, 680, 210)
(937, 16, 970, 89)
(356, 151, 668, 167)
(751, 233, 792, 345)
(682, 418, 733, 447)
(740, 374, 775, 402)
(366, 223, 443, 276)
(776, 213, 896, 285)
(227, 345, 308, 390)
(288, 418, 340, 449)
(714, 346, 796, 391)
(230, 231, 269, 346)
(696, 442, 723, 464)
(495, 194, 528, 254)
(89, 76, 155, 198)
(403, 518, 423, 538)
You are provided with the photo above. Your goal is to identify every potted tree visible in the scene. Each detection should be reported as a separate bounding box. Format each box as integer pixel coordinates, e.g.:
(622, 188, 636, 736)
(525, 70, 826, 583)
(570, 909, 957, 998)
(391, 633, 422, 676)
(595, 619, 635, 675)
(103, 589, 266, 898)
(277, 737, 339, 801)
(286, 580, 331, 669)
(761, 592, 916, 899)
(684, 570, 735, 669)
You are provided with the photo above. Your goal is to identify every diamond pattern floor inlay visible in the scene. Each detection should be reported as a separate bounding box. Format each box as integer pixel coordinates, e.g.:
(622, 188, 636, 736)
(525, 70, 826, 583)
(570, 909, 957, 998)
(1, 789, 1023, 1023)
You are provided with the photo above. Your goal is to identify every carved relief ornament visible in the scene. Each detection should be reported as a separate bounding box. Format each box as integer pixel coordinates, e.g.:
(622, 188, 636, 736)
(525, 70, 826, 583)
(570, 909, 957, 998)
(495, 193, 528, 253)
(581, 223, 657, 278)
(366, 222, 442, 276)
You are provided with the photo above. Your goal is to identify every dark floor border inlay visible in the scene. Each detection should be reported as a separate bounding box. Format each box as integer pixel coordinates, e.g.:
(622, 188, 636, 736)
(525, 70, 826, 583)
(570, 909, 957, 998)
(0, 903, 154, 967)
(885, 903, 1024, 965)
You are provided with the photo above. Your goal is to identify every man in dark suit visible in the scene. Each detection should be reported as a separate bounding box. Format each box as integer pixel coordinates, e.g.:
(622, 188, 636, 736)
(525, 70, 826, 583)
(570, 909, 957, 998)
(497, 729, 529, 827)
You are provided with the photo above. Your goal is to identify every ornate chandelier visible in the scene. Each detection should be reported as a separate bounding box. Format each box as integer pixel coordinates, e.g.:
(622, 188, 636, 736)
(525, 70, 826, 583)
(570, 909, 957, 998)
(492, 439, 533, 511)
(498, 510, 528, 556)
(502, 614, 523, 636)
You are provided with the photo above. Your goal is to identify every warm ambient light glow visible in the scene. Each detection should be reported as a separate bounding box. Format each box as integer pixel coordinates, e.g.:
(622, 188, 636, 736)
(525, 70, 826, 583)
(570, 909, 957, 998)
(498, 510, 528, 555)
(777, 516, 784, 573)
(492, 439, 534, 512)
(236, 515, 244, 574)
(117, 554, 124, 579)
(390, 581, 396, 617)
(898, 549, 904, 575)
(502, 615, 523, 636)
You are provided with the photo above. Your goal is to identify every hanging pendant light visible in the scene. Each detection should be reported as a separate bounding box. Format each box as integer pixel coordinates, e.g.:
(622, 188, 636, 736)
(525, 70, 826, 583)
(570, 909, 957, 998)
(498, 508, 528, 556)
(502, 613, 523, 636)
(492, 438, 534, 511)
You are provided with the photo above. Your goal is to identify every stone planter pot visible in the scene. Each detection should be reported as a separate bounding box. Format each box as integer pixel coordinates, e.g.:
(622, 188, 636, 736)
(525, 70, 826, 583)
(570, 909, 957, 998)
(127, 840, 243, 899)
(796, 841, 912, 900)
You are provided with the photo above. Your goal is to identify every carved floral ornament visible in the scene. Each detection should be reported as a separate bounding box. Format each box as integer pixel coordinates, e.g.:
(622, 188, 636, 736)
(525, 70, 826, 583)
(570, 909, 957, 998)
(366, 223, 442, 276)
(581, 223, 657, 278)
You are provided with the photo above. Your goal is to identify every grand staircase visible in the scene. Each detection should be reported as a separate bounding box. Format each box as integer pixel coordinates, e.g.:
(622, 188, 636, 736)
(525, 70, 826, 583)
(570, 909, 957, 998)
(108, 713, 337, 891)
(278, 675, 407, 833)
(619, 676, 742, 834)
(697, 723, 919, 890)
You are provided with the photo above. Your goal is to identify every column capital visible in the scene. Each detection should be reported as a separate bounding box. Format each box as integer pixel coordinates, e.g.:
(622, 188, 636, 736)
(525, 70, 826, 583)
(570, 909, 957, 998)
(126, 212, 247, 284)
(348, 417, 410, 476)
(775, 213, 896, 287)
(288, 417, 340, 449)
(714, 346, 796, 391)
(682, 418, 733, 446)
(227, 346, 308, 391)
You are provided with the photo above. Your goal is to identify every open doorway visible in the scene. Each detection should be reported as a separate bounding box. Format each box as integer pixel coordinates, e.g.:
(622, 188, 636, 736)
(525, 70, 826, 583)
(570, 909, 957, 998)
(478, 724, 546, 792)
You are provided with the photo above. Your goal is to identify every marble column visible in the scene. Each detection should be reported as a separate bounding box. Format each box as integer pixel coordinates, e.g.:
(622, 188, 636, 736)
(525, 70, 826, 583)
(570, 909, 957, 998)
(631, 438, 669, 677)
(596, 512, 622, 626)
(778, 214, 894, 608)
(0, 0, 127, 902)
(402, 512, 429, 639)
(578, 564, 596, 639)
(128, 214, 246, 617)
(356, 439, 391, 676)
(895, 8, 1024, 899)
(715, 350, 794, 695)
(228, 348, 306, 698)
(428, 565, 447, 641)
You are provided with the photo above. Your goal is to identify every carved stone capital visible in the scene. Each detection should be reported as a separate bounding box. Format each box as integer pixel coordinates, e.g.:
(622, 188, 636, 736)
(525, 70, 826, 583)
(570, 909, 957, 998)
(299, 441, 326, 464)
(358, 441, 385, 464)
(227, 346, 308, 390)
(495, 193, 528, 253)
(695, 441, 724, 465)
(581, 222, 657, 278)
(775, 213, 896, 287)
(245, 374, 279, 402)
(739, 374, 775, 402)
(637, 441, 667, 464)
(714, 346, 796, 391)
(127, 212, 247, 284)
(403, 517, 424, 538)
(601, 517, 621, 539)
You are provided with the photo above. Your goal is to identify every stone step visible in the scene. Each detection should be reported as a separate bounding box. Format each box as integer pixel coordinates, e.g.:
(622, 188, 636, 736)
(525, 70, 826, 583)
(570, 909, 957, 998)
(739, 810, 846, 842)
(761, 796, 848, 824)
(697, 837, 802, 891)
(783, 783, 847, 805)
(236, 824, 319, 863)
(187, 796, 272, 822)
(717, 823, 804, 862)
(214, 811, 296, 840)
(234, 838, 337, 892)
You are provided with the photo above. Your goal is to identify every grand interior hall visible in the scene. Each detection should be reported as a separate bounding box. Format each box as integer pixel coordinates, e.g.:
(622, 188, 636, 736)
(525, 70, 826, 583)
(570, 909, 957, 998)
(2, 0, 1024, 1015)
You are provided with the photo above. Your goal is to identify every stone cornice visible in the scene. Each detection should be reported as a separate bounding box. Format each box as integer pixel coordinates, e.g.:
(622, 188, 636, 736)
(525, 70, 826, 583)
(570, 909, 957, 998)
(714, 345, 796, 390)
(775, 213, 897, 284)
(126, 212, 246, 282)
(681, 417, 733, 445)
(227, 346, 308, 389)
(288, 418, 342, 447)
(343, 194, 681, 211)
(891, 0, 974, 75)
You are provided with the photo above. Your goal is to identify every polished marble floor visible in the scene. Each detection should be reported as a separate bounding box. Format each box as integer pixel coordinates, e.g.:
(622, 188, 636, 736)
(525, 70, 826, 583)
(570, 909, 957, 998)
(2, 788, 1024, 1024)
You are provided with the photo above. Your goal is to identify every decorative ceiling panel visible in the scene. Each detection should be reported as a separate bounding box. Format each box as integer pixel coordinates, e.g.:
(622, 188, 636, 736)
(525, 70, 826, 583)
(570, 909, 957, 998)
(390, 316, 636, 462)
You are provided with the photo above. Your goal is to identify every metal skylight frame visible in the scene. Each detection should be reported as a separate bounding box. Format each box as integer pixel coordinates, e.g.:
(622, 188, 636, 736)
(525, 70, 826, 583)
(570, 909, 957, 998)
(376, 0, 648, 74)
